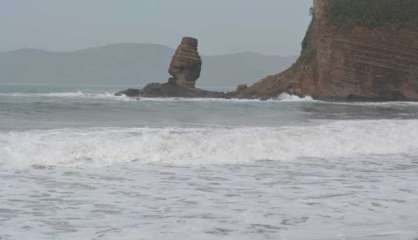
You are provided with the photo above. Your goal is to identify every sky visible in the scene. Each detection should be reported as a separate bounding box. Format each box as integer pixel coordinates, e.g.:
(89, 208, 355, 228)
(0, 0, 312, 56)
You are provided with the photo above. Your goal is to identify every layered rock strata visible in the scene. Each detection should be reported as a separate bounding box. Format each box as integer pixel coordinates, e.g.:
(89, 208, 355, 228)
(168, 37, 202, 88)
(233, 0, 418, 101)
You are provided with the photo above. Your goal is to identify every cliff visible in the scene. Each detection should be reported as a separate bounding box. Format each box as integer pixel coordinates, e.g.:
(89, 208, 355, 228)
(234, 0, 418, 100)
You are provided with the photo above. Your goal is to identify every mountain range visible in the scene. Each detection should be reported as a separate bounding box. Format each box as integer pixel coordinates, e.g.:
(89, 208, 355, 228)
(0, 43, 295, 89)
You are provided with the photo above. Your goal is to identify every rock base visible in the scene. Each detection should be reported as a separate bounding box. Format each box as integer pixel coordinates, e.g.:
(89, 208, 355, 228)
(116, 83, 226, 98)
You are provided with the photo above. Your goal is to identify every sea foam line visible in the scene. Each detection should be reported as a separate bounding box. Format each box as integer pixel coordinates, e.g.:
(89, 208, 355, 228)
(1, 120, 418, 168)
(0, 91, 317, 103)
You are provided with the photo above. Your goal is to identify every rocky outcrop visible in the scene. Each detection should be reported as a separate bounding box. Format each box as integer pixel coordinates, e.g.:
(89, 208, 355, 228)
(116, 37, 226, 98)
(115, 88, 142, 97)
(234, 0, 418, 101)
(140, 82, 225, 98)
(169, 37, 202, 88)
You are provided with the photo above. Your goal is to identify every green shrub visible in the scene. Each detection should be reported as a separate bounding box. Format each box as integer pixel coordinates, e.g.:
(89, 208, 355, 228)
(328, 0, 418, 27)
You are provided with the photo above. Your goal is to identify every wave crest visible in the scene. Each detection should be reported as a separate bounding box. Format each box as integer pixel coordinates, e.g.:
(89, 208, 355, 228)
(1, 120, 418, 168)
(0, 91, 316, 103)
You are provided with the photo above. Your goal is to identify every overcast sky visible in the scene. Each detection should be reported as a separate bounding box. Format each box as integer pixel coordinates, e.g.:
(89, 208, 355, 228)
(1, 0, 312, 55)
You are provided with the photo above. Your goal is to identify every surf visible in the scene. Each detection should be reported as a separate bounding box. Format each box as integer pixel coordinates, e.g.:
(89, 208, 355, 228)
(1, 119, 418, 168)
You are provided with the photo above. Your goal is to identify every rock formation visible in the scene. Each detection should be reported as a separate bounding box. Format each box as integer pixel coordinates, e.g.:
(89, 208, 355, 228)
(116, 37, 225, 98)
(233, 0, 418, 101)
(168, 37, 202, 88)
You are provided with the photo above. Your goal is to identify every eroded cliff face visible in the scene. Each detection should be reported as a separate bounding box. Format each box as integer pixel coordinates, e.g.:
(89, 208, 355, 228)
(235, 0, 418, 100)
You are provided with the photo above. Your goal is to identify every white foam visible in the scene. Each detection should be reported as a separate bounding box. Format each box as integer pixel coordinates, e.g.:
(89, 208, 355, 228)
(106, 93, 316, 103)
(0, 91, 317, 103)
(1, 120, 418, 168)
(4, 91, 418, 107)
(0, 91, 134, 101)
(277, 93, 315, 102)
(324, 101, 418, 107)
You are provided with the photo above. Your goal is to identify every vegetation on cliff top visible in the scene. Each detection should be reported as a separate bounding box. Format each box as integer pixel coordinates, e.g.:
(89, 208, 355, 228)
(296, 0, 418, 72)
(328, 0, 418, 27)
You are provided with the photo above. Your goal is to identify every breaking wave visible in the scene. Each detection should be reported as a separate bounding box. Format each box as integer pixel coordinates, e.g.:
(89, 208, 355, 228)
(4, 91, 418, 107)
(0, 91, 134, 101)
(1, 120, 418, 168)
(0, 91, 316, 103)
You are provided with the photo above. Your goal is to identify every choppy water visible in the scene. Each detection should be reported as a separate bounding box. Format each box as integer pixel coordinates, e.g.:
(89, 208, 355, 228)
(1, 85, 418, 239)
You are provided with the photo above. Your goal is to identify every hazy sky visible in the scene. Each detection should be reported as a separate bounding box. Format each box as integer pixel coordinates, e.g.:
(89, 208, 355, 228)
(1, 0, 312, 55)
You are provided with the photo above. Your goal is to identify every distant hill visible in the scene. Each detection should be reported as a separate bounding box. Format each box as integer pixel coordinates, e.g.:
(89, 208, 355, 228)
(0, 43, 295, 89)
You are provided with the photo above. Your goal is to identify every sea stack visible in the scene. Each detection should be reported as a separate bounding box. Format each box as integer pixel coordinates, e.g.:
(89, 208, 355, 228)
(234, 0, 418, 101)
(116, 37, 225, 98)
(168, 37, 202, 88)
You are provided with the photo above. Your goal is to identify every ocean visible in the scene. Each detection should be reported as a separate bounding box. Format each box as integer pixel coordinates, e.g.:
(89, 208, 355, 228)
(0, 85, 418, 240)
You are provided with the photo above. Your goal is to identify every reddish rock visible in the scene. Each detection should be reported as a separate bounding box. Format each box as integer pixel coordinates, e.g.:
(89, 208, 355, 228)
(235, 0, 418, 101)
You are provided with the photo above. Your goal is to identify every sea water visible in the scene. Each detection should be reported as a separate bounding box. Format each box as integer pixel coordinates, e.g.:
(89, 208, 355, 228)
(0, 85, 418, 240)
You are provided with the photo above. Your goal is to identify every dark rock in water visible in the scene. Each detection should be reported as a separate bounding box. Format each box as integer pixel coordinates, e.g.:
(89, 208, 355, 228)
(142, 82, 225, 98)
(116, 83, 225, 99)
(168, 37, 202, 88)
(115, 88, 142, 97)
(236, 84, 248, 92)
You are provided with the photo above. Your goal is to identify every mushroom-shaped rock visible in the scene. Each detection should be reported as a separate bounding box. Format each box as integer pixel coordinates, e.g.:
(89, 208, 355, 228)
(168, 37, 202, 88)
